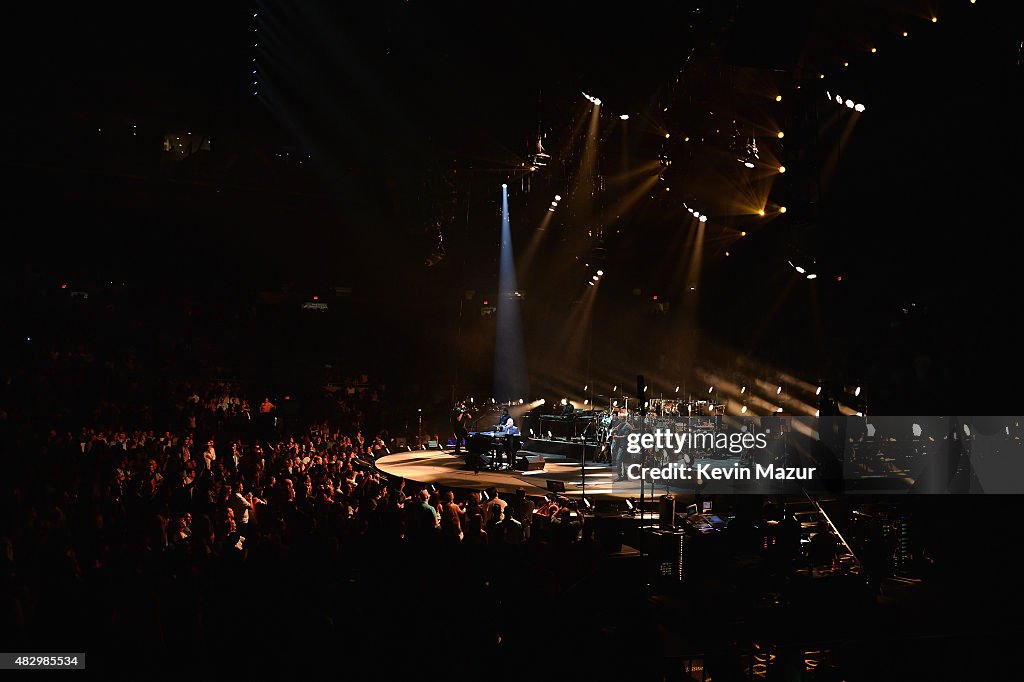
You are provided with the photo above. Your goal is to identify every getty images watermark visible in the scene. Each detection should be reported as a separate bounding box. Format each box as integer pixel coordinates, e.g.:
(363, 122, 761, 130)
(623, 428, 818, 481)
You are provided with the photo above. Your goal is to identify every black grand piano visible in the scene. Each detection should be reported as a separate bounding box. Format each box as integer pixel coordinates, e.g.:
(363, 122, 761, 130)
(464, 426, 523, 471)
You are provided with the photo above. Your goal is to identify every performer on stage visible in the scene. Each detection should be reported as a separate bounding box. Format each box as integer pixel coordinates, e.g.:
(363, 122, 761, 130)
(452, 401, 472, 454)
(610, 415, 634, 481)
(493, 407, 517, 469)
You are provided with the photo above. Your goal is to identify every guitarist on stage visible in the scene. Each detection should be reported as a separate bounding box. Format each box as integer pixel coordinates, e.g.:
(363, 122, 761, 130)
(610, 414, 635, 481)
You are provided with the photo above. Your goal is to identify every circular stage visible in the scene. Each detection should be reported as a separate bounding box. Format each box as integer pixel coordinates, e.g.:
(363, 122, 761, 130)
(374, 448, 681, 501)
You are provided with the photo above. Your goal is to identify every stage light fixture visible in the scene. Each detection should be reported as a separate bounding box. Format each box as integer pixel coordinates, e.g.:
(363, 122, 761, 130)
(554, 195, 562, 201)
(806, 274, 817, 280)
(741, 386, 747, 393)
(777, 131, 785, 138)
(502, 183, 507, 189)
(708, 386, 714, 393)
(592, 275, 599, 281)
(741, 405, 748, 414)
(777, 407, 784, 413)
(795, 266, 806, 274)
(584, 399, 589, 405)
(596, 270, 604, 276)
(775, 95, 782, 102)
(854, 103, 866, 112)
(854, 386, 861, 397)
(871, 47, 877, 53)
(902, 31, 909, 37)
(665, 133, 670, 139)
(620, 114, 629, 120)
(675, 386, 680, 392)
(816, 386, 822, 395)
(737, 135, 760, 168)
(758, 209, 766, 216)
(777, 386, 783, 394)
(779, 206, 787, 213)
(560, 398, 568, 405)
(778, 166, 786, 173)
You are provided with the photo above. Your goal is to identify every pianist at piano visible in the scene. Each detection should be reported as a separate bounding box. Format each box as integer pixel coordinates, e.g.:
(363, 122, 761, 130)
(464, 406, 523, 472)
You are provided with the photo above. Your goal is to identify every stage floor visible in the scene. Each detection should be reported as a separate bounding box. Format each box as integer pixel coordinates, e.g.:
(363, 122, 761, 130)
(374, 448, 688, 500)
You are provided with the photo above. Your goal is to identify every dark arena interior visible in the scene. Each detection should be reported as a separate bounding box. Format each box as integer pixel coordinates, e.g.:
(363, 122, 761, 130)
(2, 1, 1023, 679)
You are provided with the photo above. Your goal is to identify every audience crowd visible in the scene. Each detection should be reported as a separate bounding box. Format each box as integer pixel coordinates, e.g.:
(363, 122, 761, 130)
(0, 349, 597, 675)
